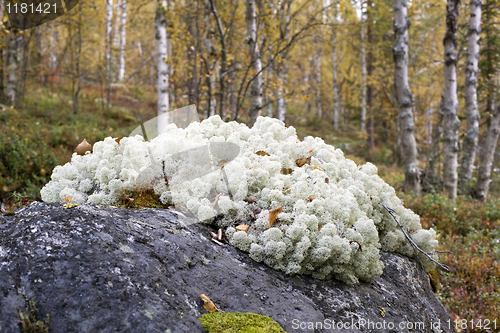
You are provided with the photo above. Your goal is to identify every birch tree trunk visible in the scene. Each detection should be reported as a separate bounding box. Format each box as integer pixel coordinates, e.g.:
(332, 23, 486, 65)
(204, 0, 216, 117)
(105, 0, 113, 108)
(277, 63, 288, 122)
(117, 0, 127, 81)
(313, 30, 322, 119)
(6, 30, 18, 106)
(246, 0, 263, 127)
(73, 4, 83, 114)
(360, 23, 367, 132)
(333, 31, 339, 129)
(442, 0, 461, 200)
(265, 54, 273, 118)
(474, 102, 500, 199)
(459, 0, 481, 184)
(393, 0, 420, 195)
(209, 0, 227, 118)
(156, 0, 169, 134)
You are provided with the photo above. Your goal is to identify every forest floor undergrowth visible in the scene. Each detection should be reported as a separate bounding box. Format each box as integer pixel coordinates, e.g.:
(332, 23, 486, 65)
(0, 80, 498, 332)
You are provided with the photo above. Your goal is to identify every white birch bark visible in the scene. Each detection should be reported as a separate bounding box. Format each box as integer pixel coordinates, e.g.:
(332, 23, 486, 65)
(6, 30, 18, 105)
(204, 0, 216, 117)
(117, 0, 127, 81)
(277, 0, 291, 123)
(333, 32, 339, 129)
(360, 23, 367, 132)
(246, 0, 263, 127)
(265, 54, 273, 118)
(156, 0, 169, 134)
(106, 0, 114, 108)
(459, 0, 481, 183)
(474, 102, 500, 199)
(442, 0, 461, 200)
(393, 0, 420, 195)
(313, 32, 322, 118)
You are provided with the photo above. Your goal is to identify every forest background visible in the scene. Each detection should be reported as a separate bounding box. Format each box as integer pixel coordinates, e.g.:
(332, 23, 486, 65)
(0, 0, 498, 330)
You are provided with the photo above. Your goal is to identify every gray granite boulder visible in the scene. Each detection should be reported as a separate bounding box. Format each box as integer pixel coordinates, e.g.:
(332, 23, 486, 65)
(0, 202, 454, 333)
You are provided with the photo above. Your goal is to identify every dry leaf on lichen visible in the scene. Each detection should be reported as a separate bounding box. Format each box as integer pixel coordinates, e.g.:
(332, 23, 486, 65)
(307, 195, 314, 202)
(200, 294, 224, 313)
(308, 148, 314, 153)
(63, 196, 72, 202)
(255, 150, 270, 156)
(282, 187, 291, 194)
(217, 160, 228, 167)
(280, 168, 293, 175)
(76, 139, 93, 156)
(325, 178, 329, 184)
(235, 224, 249, 232)
(269, 206, 283, 227)
(115, 137, 123, 145)
(313, 165, 324, 172)
(296, 157, 311, 167)
(244, 196, 258, 203)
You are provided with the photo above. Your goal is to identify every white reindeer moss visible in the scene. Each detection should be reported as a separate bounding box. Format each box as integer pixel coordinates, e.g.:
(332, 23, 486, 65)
(41, 116, 438, 284)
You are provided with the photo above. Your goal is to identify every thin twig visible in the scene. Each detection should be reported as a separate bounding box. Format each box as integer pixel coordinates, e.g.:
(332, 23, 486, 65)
(435, 250, 455, 255)
(382, 205, 450, 272)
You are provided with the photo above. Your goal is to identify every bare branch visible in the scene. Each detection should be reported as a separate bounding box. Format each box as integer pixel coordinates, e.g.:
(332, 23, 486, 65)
(382, 204, 450, 272)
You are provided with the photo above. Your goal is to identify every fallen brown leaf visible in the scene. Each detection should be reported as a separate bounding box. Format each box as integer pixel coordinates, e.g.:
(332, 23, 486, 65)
(325, 178, 329, 184)
(308, 148, 314, 153)
(307, 195, 314, 202)
(269, 206, 283, 227)
(235, 224, 250, 232)
(115, 137, 123, 145)
(296, 157, 311, 167)
(280, 168, 293, 175)
(63, 196, 72, 202)
(217, 160, 228, 167)
(200, 294, 224, 313)
(255, 150, 270, 156)
(244, 196, 258, 203)
(76, 139, 93, 156)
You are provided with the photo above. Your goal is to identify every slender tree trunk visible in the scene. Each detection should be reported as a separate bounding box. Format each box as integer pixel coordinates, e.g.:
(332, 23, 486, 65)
(106, 0, 114, 108)
(156, 0, 169, 134)
(246, 0, 263, 127)
(117, 0, 127, 81)
(313, 29, 322, 118)
(366, 0, 374, 149)
(209, 0, 227, 118)
(459, 0, 481, 185)
(276, 0, 291, 123)
(474, 102, 500, 199)
(6, 30, 18, 106)
(230, 58, 237, 119)
(333, 31, 339, 129)
(441, 0, 461, 200)
(204, 0, 216, 117)
(265, 54, 273, 117)
(360, 23, 367, 132)
(393, 0, 420, 195)
(73, 5, 83, 114)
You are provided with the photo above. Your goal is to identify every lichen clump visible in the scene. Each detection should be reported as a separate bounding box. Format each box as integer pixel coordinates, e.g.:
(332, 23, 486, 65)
(41, 116, 438, 284)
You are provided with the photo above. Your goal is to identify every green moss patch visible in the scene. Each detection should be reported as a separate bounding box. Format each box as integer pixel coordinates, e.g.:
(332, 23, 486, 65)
(198, 312, 285, 333)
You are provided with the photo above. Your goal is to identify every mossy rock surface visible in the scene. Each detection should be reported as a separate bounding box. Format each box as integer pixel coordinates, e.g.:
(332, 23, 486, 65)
(199, 312, 285, 333)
